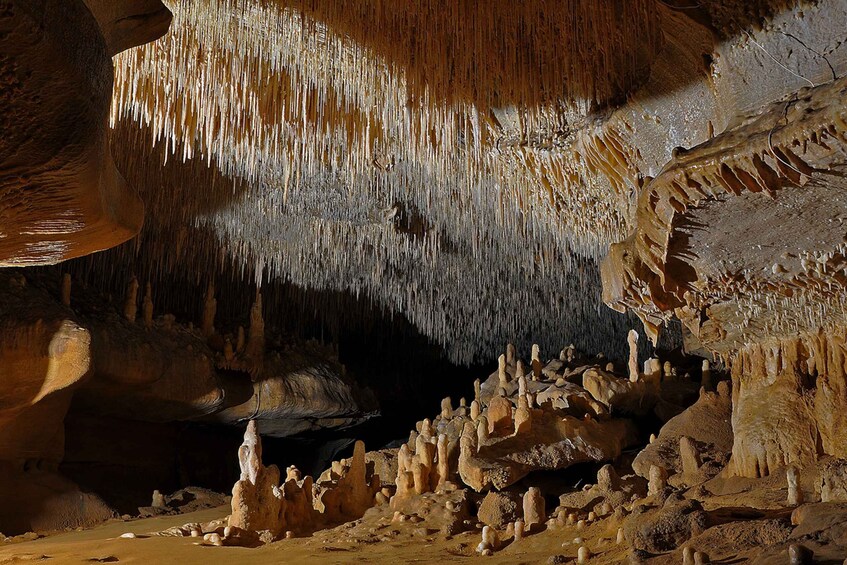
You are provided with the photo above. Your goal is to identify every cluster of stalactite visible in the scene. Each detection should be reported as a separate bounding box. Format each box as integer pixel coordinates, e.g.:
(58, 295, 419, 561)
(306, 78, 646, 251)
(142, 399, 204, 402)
(94, 0, 665, 363)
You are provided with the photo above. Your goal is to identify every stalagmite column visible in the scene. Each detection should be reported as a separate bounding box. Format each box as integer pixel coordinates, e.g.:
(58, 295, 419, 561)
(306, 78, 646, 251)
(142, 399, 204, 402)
(513, 519, 525, 541)
(470, 400, 481, 422)
(201, 282, 217, 338)
(398, 444, 412, 475)
(701, 359, 712, 390)
(487, 389, 513, 436)
(644, 358, 661, 384)
(514, 396, 531, 435)
(459, 420, 479, 480)
(123, 277, 139, 322)
(246, 291, 265, 373)
(411, 456, 428, 494)
(648, 465, 668, 496)
(522, 487, 546, 531)
(236, 326, 246, 353)
(498, 354, 508, 387)
(477, 416, 489, 447)
(441, 397, 453, 419)
(142, 282, 154, 328)
(60, 273, 71, 307)
(506, 343, 517, 365)
(680, 437, 702, 478)
(531, 344, 542, 379)
(474, 379, 481, 403)
(787, 466, 803, 506)
(627, 330, 639, 382)
(436, 433, 450, 488)
(239, 420, 261, 484)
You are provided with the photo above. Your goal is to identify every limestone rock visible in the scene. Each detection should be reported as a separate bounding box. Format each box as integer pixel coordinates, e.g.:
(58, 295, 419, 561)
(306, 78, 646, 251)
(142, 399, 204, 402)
(582, 368, 657, 416)
(633, 383, 732, 481)
(0, 0, 162, 266)
(476, 491, 522, 528)
(460, 404, 638, 491)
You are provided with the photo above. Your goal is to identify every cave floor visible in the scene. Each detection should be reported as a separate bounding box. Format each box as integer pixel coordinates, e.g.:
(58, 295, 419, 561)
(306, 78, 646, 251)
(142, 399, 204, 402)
(0, 505, 636, 565)
(4, 477, 847, 564)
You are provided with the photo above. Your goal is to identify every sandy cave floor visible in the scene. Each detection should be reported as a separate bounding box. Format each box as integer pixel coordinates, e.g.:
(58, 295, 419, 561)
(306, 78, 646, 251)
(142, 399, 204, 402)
(4, 472, 847, 564)
(0, 504, 635, 565)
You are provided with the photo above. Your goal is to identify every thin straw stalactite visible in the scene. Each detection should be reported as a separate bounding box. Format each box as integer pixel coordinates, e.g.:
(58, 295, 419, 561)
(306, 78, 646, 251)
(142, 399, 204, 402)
(99, 0, 662, 363)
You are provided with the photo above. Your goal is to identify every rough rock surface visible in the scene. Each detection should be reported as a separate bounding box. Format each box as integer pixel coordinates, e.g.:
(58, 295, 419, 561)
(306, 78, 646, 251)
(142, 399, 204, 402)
(0, 0, 170, 266)
(459, 403, 638, 491)
(624, 495, 710, 553)
(633, 382, 733, 481)
(0, 273, 90, 464)
(476, 491, 522, 528)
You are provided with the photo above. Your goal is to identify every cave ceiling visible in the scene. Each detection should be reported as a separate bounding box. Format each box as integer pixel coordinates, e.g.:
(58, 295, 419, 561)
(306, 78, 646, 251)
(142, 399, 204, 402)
(3, 0, 847, 363)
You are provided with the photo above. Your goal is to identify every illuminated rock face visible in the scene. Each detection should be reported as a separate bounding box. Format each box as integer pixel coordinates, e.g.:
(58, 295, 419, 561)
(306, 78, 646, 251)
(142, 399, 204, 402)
(0, 274, 91, 464)
(0, 0, 170, 268)
(600, 21, 847, 477)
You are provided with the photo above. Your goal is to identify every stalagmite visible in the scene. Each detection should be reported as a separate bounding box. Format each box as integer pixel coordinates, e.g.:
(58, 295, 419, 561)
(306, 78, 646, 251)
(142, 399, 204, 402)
(440, 397, 453, 419)
(680, 437, 701, 478)
(201, 282, 216, 337)
(60, 273, 71, 307)
(498, 354, 508, 387)
(577, 545, 590, 563)
(124, 277, 139, 322)
(616, 527, 624, 544)
(477, 416, 489, 447)
(398, 444, 412, 474)
(470, 400, 481, 422)
(246, 292, 265, 364)
(531, 343, 542, 379)
(420, 419, 433, 439)
(787, 466, 803, 506)
(523, 487, 546, 531)
(648, 465, 668, 496)
(411, 457, 428, 495)
(236, 326, 245, 353)
(506, 343, 517, 365)
(516, 360, 526, 382)
(142, 282, 154, 328)
(477, 525, 499, 553)
(474, 379, 482, 403)
(644, 358, 661, 384)
(436, 434, 450, 488)
(487, 390, 513, 436)
(151, 490, 166, 509)
(518, 371, 527, 397)
(663, 361, 672, 381)
(286, 466, 301, 482)
(701, 360, 712, 390)
(627, 330, 639, 382)
(513, 519, 525, 541)
(514, 396, 531, 435)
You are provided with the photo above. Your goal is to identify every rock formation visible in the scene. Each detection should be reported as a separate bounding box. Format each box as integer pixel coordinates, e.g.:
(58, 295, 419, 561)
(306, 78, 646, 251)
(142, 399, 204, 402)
(0, 0, 170, 267)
